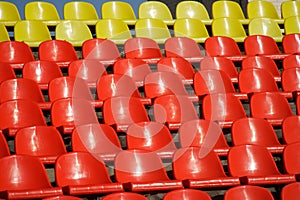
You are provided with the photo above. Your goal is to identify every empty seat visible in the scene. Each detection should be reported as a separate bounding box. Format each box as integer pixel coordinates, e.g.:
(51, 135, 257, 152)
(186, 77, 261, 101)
(281, 182, 300, 200)
(114, 149, 183, 192)
(228, 144, 295, 185)
(282, 67, 300, 96)
(71, 123, 122, 162)
(164, 37, 203, 62)
(163, 189, 212, 200)
(0, 62, 16, 84)
(173, 146, 240, 189)
(283, 142, 300, 176)
(138, 1, 173, 24)
(63, 1, 98, 24)
(283, 54, 300, 70)
(126, 121, 176, 159)
(231, 117, 284, 154)
(15, 125, 66, 164)
(0, 154, 63, 199)
(0, 41, 34, 69)
(284, 16, 300, 35)
(281, 0, 300, 19)
(55, 20, 93, 47)
(224, 185, 275, 200)
(282, 115, 300, 144)
(24, 1, 60, 24)
(102, 192, 147, 200)
(55, 152, 123, 196)
(179, 119, 230, 156)
(0, 23, 10, 42)
(0, 99, 47, 137)
(212, 0, 247, 21)
(247, 0, 282, 22)
(39, 40, 78, 68)
(0, 1, 21, 26)
(282, 33, 300, 54)
(176, 1, 211, 24)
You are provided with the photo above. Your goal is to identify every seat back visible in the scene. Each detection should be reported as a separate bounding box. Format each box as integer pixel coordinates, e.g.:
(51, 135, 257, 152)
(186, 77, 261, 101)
(176, 1, 210, 20)
(102, 192, 147, 200)
(282, 68, 300, 93)
(283, 54, 300, 70)
(224, 185, 275, 200)
(281, 1, 300, 19)
(282, 33, 300, 54)
(284, 16, 300, 35)
(138, 1, 173, 20)
(63, 1, 98, 20)
(212, 0, 246, 19)
(0, 133, 10, 158)
(0, 23, 10, 42)
(205, 36, 242, 57)
(282, 116, 300, 144)
(0, 62, 16, 83)
(101, 1, 136, 20)
(247, 0, 280, 19)
(25, 1, 60, 20)
(0, 2, 21, 21)
(244, 35, 281, 56)
(281, 182, 300, 200)
(283, 142, 300, 175)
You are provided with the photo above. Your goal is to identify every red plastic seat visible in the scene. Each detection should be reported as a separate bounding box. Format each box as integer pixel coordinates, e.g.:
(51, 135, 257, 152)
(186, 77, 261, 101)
(55, 152, 123, 196)
(173, 147, 240, 189)
(113, 58, 152, 87)
(15, 125, 66, 164)
(224, 185, 275, 200)
(82, 38, 121, 65)
(282, 33, 300, 54)
(242, 55, 281, 82)
(0, 62, 16, 84)
(23, 60, 63, 90)
(283, 142, 300, 177)
(228, 144, 296, 185)
(124, 37, 162, 63)
(126, 121, 177, 159)
(179, 119, 230, 156)
(202, 93, 247, 128)
(43, 196, 82, 200)
(0, 154, 63, 199)
(250, 92, 293, 126)
(232, 117, 284, 154)
(96, 74, 151, 105)
(163, 189, 212, 200)
(0, 132, 10, 158)
(68, 59, 107, 88)
(204, 36, 244, 61)
(114, 149, 183, 192)
(102, 192, 147, 200)
(281, 182, 300, 200)
(0, 78, 51, 110)
(157, 57, 195, 84)
(71, 123, 122, 162)
(103, 96, 150, 132)
(164, 37, 203, 62)
(200, 56, 239, 83)
(0, 99, 47, 137)
(282, 115, 300, 144)
(283, 54, 300, 70)
(51, 98, 99, 135)
(244, 35, 287, 60)
(0, 41, 34, 69)
(153, 94, 199, 130)
(39, 40, 78, 68)
(282, 68, 300, 96)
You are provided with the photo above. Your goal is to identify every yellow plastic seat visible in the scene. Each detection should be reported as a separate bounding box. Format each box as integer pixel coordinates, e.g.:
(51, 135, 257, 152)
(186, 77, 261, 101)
(138, 1, 174, 25)
(284, 16, 300, 35)
(174, 18, 209, 43)
(248, 17, 283, 42)
(24, 1, 60, 26)
(135, 18, 171, 44)
(0, 1, 21, 26)
(212, 17, 247, 42)
(281, 0, 300, 19)
(95, 19, 132, 45)
(247, 1, 283, 23)
(63, 1, 98, 25)
(176, 1, 212, 25)
(0, 23, 9, 42)
(55, 20, 93, 47)
(14, 20, 52, 47)
(101, 1, 136, 25)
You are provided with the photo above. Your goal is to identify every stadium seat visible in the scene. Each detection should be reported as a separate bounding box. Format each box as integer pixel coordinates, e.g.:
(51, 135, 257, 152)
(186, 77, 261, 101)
(71, 123, 122, 162)
(0, 23, 10, 42)
(178, 119, 230, 156)
(39, 40, 78, 68)
(114, 149, 183, 192)
(231, 117, 284, 154)
(103, 96, 150, 132)
(202, 93, 247, 128)
(0, 99, 47, 137)
(173, 18, 209, 43)
(173, 147, 240, 189)
(55, 20, 93, 47)
(228, 144, 296, 185)
(176, 1, 211, 24)
(247, 0, 282, 23)
(200, 56, 239, 83)
(281, 182, 300, 200)
(164, 37, 203, 62)
(95, 19, 132, 45)
(68, 59, 107, 88)
(126, 121, 177, 159)
(82, 38, 121, 65)
(0, 132, 10, 158)
(0, 154, 63, 199)
(212, 0, 247, 22)
(250, 92, 293, 126)
(281, 0, 300, 19)
(135, 18, 171, 44)
(15, 125, 66, 164)
(282, 115, 300, 144)
(283, 142, 300, 177)
(102, 192, 147, 200)
(113, 58, 152, 87)
(55, 152, 123, 196)
(0, 62, 16, 83)
(283, 54, 300, 70)
(281, 67, 300, 96)
(0, 1, 21, 26)
(163, 189, 212, 200)
(284, 16, 300, 35)
(248, 18, 283, 42)
(224, 185, 275, 200)
(282, 33, 300, 54)
(0, 41, 34, 69)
